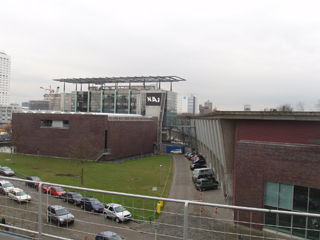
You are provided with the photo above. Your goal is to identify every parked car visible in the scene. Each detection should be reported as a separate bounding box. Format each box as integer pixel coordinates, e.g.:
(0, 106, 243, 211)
(35, 182, 51, 193)
(61, 191, 83, 206)
(47, 205, 75, 226)
(193, 157, 206, 165)
(170, 149, 183, 154)
(8, 188, 32, 203)
(80, 196, 104, 213)
(48, 186, 66, 197)
(191, 154, 204, 161)
(95, 231, 124, 240)
(103, 203, 132, 223)
(0, 166, 14, 176)
(25, 176, 41, 188)
(190, 164, 207, 171)
(194, 178, 219, 191)
(0, 180, 14, 195)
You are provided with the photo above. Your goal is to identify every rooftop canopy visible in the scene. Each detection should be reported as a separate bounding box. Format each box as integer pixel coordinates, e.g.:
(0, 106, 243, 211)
(53, 76, 186, 85)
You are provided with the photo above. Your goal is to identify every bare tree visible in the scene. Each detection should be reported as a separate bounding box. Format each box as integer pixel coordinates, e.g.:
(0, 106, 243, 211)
(277, 104, 293, 112)
(69, 138, 100, 187)
(5, 123, 27, 164)
(296, 100, 305, 111)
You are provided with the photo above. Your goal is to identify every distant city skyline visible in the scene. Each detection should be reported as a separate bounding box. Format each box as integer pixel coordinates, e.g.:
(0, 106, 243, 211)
(2, 1, 320, 111)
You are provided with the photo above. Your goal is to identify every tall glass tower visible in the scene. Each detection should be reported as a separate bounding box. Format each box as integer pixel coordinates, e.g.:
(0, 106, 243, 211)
(0, 52, 11, 105)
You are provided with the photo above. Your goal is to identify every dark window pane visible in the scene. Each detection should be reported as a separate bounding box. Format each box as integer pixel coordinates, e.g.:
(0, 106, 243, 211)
(309, 188, 320, 213)
(264, 206, 277, 230)
(294, 186, 308, 212)
(307, 217, 320, 240)
(292, 215, 306, 238)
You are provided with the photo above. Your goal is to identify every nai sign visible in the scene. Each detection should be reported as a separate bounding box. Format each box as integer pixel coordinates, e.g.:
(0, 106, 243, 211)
(146, 93, 162, 106)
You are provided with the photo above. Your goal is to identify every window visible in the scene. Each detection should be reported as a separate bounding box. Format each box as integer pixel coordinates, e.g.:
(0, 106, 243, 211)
(41, 120, 69, 128)
(264, 181, 320, 239)
(41, 120, 52, 127)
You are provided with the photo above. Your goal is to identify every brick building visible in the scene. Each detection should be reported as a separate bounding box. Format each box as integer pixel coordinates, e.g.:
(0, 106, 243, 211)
(12, 111, 158, 161)
(183, 111, 320, 239)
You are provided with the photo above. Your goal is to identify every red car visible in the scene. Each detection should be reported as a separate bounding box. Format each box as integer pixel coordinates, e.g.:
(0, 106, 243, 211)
(35, 182, 51, 193)
(47, 186, 66, 197)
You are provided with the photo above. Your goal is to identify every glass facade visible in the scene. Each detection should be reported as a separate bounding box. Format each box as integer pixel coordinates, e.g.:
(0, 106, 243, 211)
(264, 181, 320, 239)
(163, 92, 177, 127)
(130, 91, 138, 114)
(103, 91, 115, 113)
(89, 91, 101, 112)
(71, 89, 177, 126)
(116, 90, 129, 114)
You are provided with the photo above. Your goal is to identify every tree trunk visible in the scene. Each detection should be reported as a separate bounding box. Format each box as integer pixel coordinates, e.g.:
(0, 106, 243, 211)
(10, 146, 13, 164)
(81, 161, 84, 187)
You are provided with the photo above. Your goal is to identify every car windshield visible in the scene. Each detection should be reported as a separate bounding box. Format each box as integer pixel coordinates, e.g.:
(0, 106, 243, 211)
(56, 208, 70, 216)
(32, 177, 41, 181)
(90, 199, 101, 205)
(114, 206, 126, 213)
(43, 184, 50, 188)
(2, 167, 12, 171)
(16, 191, 27, 196)
(3, 183, 13, 188)
(55, 187, 64, 192)
(72, 193, 82, 198)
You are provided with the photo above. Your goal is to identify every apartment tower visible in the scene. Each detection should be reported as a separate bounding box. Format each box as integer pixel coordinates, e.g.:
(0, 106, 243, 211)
(0, 52, 11, 105)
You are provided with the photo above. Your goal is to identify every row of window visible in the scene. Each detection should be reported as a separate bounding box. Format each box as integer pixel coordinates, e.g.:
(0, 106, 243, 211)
(264, 181, 320, 239)
(41, 120, 69, 128)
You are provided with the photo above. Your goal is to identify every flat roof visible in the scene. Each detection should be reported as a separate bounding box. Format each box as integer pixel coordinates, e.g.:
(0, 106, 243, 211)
(53, 76, 186, 85)
(192, 111, 320, 121)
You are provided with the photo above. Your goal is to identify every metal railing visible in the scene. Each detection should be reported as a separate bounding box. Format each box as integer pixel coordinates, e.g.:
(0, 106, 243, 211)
(1, 176, 320, 240)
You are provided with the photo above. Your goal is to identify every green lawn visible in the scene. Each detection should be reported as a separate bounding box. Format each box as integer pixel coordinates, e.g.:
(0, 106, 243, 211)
(0, 153, 173, 220)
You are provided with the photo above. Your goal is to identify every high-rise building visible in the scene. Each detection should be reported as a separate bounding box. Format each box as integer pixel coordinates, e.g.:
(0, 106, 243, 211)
(177, 93, 199, 114)
(0, 52, 11, 105)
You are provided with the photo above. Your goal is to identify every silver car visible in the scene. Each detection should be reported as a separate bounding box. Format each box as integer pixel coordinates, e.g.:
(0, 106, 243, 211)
(0, 180, 14, 195)
(0, 166, 14, 176)
(103, 203, 132, 223)
(47, 205, 75, 226)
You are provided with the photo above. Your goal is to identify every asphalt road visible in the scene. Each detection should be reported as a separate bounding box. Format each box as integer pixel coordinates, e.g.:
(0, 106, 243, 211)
(0, 177, 153, 240)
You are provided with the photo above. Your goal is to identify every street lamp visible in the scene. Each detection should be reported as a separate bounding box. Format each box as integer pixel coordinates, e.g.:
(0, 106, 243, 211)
(160, 165, 163, 185)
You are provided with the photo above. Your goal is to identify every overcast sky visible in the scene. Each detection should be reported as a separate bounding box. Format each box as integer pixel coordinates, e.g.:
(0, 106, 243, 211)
(1, 0, 320, 111)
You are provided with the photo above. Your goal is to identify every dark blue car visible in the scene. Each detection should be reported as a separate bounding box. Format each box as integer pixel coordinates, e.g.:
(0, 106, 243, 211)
(80, 196, 104, 213)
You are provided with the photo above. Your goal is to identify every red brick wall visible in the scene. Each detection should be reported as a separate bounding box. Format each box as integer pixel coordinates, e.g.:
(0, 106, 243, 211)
(234, 120, 320, 227)
(237, 120, 320, 144)
(12, 113, 158, 160)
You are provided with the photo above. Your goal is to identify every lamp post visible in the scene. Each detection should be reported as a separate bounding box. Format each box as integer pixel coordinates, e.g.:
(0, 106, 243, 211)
(160, 165, 163, 185)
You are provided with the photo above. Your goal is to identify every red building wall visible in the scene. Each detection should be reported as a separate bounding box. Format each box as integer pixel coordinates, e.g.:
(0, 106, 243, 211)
(12, 113, 158, 160)
(234, 120, 320, 227)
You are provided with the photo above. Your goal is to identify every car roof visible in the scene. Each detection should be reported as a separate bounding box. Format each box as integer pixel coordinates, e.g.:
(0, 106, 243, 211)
(11, 188, 24, 192)
(27, 176, 41, 179)
(97, 231, 120, 238)
(0, 180, 10, 183)
(49, 205, 66, 210)
(106, 203, 122, 207)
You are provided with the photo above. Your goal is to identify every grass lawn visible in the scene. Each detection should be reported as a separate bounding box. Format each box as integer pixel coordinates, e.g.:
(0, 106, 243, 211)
(0, 153, 173, 220)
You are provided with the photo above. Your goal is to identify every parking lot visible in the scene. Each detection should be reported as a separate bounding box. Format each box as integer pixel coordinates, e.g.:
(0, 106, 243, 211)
(0, 154, 234, 240)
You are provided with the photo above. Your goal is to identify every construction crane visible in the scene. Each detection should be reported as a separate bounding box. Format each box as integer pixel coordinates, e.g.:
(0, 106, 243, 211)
(40, 86, 55, 110)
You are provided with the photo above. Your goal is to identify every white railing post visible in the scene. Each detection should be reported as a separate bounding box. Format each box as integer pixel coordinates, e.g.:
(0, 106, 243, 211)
(38, 182, 43, 239)
(183, 201, 189, 240)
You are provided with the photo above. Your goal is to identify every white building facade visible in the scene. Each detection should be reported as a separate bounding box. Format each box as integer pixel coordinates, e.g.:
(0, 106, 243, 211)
(0, 52, 11, 105)
(177, 93, 199, 114)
